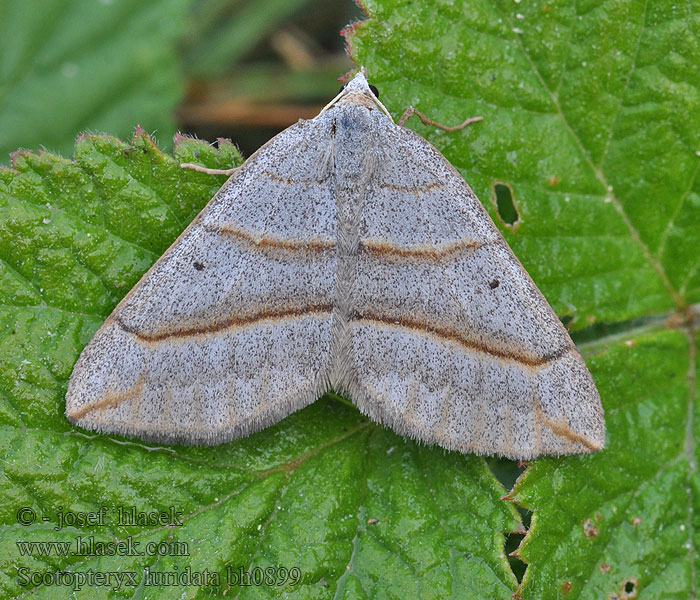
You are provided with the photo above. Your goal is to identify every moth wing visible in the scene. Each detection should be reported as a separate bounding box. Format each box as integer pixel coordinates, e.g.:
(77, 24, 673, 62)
(66, 117, 336, 445)
(347, 122, 604, 459)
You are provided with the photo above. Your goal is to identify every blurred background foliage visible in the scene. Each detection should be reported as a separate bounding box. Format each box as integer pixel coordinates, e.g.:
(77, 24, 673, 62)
(0, 0, 362, 163)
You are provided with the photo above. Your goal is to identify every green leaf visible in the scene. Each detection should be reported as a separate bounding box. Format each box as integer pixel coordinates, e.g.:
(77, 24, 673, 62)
(511, 326, 698, 599)
(0, 0, 191, 163)
(346, 0, 700, 597)
(0, 131, 521, 598)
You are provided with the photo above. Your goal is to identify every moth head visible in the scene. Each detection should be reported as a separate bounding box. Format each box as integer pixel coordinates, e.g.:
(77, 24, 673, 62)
(338, 68, 379, 99)
(338, 82, 380, 97)
(327, 67, 393, 121)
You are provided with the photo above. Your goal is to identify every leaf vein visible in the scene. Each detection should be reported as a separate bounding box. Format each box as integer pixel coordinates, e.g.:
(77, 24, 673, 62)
(490, 0, 682, 310)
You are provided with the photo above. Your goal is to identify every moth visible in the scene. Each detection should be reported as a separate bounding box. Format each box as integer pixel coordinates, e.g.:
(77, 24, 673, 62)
(66, 69, 605, 459)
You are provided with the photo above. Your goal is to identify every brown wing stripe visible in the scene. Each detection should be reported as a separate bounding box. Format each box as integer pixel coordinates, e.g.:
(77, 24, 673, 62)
(67, 376, 145, 420)
(258, 169, 445, 192)
(533, 400, 601, 451)
(258, 170, 331, 185)
(353, 311, 571, 367)
(117, 304, 569, 366)
(115, 304, 334, 343)
(361, 238, 498, 262)
(377, 181, 445, 192)
(204, 223, 336, 255)
(204, 221, 494, 262)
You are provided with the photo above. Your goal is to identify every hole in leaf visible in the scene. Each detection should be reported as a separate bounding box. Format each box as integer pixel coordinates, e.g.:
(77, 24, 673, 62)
(486, 457, 529, 583)
(620, 578, 638, 598)
(504, 532, 527, 583)
(492, 182, 520, 228)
